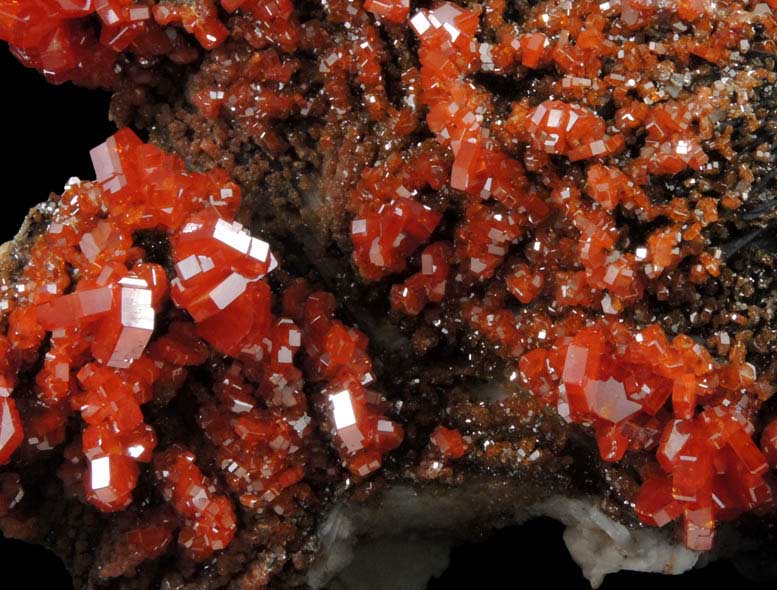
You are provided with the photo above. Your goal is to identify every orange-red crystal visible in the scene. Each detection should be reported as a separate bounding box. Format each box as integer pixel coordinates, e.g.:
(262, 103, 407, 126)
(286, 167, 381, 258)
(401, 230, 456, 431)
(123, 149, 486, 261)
(0, 125, 407, 563)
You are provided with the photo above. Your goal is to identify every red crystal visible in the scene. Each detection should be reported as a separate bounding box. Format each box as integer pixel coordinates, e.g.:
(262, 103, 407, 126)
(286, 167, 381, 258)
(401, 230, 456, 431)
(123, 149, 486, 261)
(506, 263, 545, 304)
(430, 426, 468, 459)
(297, 288, 404, 477)
(391, 241, 452, 315)
(527, 100, 621, 161)
(90, 274, 157, 368)
(85, 453, 140, 512)
(149, 321, 209, 366)
(99, 511, 175, 578)
(0, 0, 224, 86)
(36, 286, 114, 330)
(0, 0, 771, 563)
(154, 446, 236, 561)
(364, 0, 409, 24)
(171, 208, 275, 323)
(636, 476, 682, 527)
(506, 319, 775, 546)
(519, 33, 549, 69)
(152, 1, 227, 50)
(351, 197, 442, 281)
(0, 397, 23, 465)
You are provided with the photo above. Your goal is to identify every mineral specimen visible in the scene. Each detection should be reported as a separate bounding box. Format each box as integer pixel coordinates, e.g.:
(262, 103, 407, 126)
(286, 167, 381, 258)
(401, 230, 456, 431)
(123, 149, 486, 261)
(2, 0, 777, 588)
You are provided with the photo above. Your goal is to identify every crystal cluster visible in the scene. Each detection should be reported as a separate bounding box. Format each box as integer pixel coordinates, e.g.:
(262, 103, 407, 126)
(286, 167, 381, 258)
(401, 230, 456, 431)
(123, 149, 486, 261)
(293, 287, 404, 477)
(0, 125, 405, 566)
(154, 446, 236, 561)
(182, 266, 313, 511)
(351, 197, 442, 281)
(364, 0, 409, 24)
(171, 207, 276, 324)
(0, 0, 301, 87)
(189, 45, 304, 153)
(526, 100, 624, 161)
(97, 509, 175, 578)
(0, 128, 242, 523)
(325, 0, 776, 551)
(429, 426, 469, 460)
(222, 0, 300, 53)
(518, 321, 772, 549)
(0, 0, 186, 87)
(2, 0, 777, 574)
(390, 241, 452, 316)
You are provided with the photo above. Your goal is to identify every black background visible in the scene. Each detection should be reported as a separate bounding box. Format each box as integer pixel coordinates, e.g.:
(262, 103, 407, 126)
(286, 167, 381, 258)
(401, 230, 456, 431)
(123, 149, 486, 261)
(0, 46, 771, 590)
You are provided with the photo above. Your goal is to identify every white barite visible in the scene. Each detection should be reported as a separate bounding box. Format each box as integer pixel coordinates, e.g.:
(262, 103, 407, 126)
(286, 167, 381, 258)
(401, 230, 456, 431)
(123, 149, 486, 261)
(308, 487, 700, 590)
(539, 497, 699, 587)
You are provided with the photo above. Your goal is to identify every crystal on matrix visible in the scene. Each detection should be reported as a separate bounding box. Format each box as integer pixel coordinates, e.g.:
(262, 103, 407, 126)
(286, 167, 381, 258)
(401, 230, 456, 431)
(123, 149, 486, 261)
(2, 0, 777, 582)
(154, 446, 236, 560)
(0, 122, 412, 567)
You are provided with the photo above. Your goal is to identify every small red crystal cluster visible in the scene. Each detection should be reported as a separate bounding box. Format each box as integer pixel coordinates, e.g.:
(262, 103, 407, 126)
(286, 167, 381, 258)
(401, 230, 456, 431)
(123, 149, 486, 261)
(390, 241, 452, 316)
(294, 288, 404, 476)
(154, 446, 236, 560)
(429, 425, 469, 460)
(0, 128, 403, 566)
(0, 0, 302, 87)
(0, 127, 251, 556)
(97, 508, 175, 578)
(518, 320, 772, 549)
(364, 0, 409, 24)
(189, 45, 304, 154)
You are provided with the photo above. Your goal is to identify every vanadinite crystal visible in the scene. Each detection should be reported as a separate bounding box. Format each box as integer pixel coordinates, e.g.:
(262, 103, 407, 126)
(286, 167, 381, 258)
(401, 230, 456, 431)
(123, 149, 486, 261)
(4, 0, 777, 582)
(334, 0, 777, 555)
(0, 127, 404, 566)
(154, 446, 236, 560)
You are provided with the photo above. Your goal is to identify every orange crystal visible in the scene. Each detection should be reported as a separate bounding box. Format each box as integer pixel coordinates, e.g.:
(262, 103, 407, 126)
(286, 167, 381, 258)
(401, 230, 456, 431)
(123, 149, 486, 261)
(154, 446, 236, 560)
(364, 0, 409, 24)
